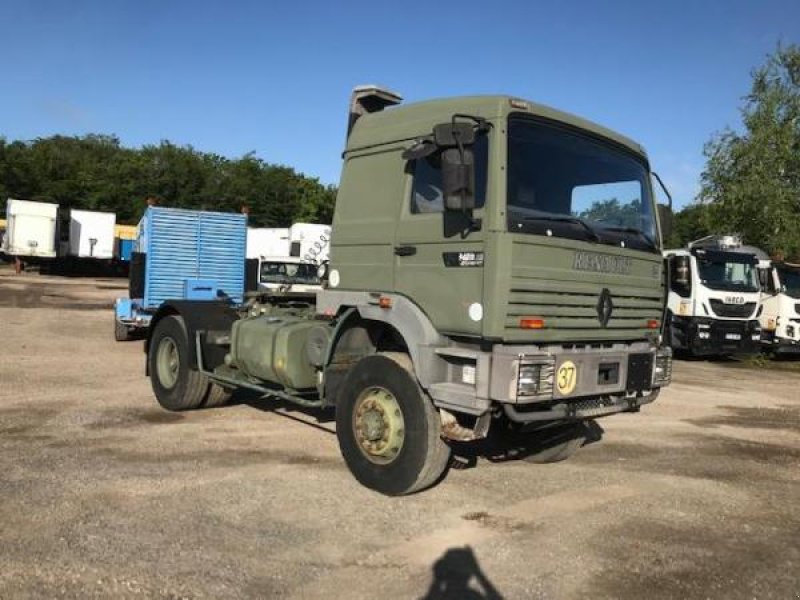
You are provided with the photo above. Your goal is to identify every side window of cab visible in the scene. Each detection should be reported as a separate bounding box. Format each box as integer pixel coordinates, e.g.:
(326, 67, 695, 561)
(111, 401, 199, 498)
(410, 134, 489, 214)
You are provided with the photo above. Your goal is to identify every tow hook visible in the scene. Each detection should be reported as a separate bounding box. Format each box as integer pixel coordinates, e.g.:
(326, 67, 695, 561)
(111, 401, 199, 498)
(439, 409, 491, 442)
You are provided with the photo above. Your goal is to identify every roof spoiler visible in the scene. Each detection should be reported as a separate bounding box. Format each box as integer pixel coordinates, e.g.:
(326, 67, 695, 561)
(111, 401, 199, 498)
(347, 85, 402, 140)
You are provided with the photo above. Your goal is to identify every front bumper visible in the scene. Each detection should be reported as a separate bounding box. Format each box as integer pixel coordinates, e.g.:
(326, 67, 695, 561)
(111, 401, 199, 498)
(489, 341, 672, 404)
(669, 315, 761, 356)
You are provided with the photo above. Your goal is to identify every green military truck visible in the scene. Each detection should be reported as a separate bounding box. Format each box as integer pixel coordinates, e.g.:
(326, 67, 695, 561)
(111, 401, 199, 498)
(144, 86, 673, 495)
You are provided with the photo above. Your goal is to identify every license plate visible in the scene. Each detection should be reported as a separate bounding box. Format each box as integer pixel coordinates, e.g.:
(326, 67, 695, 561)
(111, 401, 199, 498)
(725, 333, 741, 340)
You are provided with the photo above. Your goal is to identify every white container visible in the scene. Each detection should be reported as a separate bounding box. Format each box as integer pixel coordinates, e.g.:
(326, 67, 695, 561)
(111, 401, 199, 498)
(2, 198, 59, 258)
(289, 223, 332, 264)
(66, 209, 116, 259)
(247, 227, 290, 260)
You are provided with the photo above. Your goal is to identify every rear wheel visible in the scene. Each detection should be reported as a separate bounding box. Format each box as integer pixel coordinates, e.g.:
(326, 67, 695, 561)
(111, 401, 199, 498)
(336, 353, 451, 495)
(148, 315, 213, 411)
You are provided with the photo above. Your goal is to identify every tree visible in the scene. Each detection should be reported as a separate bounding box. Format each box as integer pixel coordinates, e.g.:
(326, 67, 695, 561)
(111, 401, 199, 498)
(700, 44, 800, 259)
(665, 203, 712, 248)
(0, 134, 336, 227)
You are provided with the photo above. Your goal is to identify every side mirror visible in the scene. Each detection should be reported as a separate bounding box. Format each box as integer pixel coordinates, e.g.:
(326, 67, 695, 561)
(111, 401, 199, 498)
(674, 255, 690, 287)
(441, 147, 475, 211)
(657, 203, 673, 242)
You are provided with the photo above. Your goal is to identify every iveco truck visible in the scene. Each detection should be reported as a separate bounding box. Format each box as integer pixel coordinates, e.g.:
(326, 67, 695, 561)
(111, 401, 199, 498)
(664, 235, 762, 356)
(143, 86, 673, 495)
(758, 258, 800, 354)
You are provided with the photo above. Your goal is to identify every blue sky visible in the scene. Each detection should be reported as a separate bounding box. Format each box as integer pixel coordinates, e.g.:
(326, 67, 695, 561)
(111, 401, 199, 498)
(1, 0, 798, 208)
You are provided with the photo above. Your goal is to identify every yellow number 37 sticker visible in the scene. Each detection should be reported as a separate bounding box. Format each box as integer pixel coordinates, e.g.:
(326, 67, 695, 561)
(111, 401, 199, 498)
(556, 360, 578, 395)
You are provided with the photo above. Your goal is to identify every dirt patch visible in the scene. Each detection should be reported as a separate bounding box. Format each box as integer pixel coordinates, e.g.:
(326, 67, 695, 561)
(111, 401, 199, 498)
(589, 517, 800, 599)
(576, 436, 800, 484)
(81, 409, 186, 429)
(688, 404, 800, 432)
(0, 283, 110, 310)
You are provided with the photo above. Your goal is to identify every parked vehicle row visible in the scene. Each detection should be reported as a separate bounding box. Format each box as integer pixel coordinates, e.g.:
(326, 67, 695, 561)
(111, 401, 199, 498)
(664, 234, 799, 357)
(0, 198, 130, 272)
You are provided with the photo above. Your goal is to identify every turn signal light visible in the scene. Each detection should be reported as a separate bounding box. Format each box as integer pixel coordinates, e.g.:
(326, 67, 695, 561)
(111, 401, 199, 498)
(520, 318, 545, 329)
(647, 319, 660, 329)
(378, 296, 392, 309)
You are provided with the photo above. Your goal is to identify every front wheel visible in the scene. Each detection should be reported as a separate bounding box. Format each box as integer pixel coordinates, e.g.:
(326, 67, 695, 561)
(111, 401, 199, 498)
(148, 315, 215, 411)
(336, 353, 451, 496)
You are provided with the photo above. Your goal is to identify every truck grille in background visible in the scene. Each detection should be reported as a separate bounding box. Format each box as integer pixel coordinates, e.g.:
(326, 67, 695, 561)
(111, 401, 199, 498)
(709, 300, 756, 318)
(505, 276, 663, 337)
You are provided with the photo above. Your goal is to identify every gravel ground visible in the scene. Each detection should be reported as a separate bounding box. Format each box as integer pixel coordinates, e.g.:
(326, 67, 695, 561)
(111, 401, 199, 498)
(1, 268, 799, 599)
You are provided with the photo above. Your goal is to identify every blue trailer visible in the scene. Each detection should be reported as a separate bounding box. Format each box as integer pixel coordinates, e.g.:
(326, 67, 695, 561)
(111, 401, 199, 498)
(114, 207, 247, 341)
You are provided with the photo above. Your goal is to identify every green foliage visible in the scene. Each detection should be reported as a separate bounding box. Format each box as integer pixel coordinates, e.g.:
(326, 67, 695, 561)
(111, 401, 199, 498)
(0, 135, 336, 226)
(665, 203, 712, 248)
(700, 44, 800, 260)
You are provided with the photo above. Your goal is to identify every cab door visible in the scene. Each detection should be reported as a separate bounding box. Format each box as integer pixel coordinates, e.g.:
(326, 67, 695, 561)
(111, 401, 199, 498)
(392, 139, 488, 336)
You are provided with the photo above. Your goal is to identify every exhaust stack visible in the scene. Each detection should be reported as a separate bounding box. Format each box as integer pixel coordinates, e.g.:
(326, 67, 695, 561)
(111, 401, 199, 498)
(347, 85, 402, 140)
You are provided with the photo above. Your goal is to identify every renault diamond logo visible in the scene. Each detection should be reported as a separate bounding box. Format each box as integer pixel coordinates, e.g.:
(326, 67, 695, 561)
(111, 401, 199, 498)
(597, 288, 613, 327)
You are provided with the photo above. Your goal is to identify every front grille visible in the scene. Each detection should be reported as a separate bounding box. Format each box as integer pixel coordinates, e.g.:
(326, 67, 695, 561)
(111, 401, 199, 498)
(709, 299, 756, 318)
(505, 278, 663, 335)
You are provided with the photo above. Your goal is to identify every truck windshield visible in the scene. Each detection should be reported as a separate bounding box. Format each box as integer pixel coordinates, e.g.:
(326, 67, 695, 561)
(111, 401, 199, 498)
(506, 117, 658, 252)
(697, 258, 759, 292)
(777, 266, 800, 298)
(260, 262, 320, 285)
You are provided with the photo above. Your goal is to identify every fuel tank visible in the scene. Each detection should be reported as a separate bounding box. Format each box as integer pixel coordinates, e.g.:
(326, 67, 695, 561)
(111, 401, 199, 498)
(229, 315, 326, 390)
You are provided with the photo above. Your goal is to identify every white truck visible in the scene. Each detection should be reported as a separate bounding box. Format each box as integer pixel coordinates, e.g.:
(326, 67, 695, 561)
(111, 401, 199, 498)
(664, 235, 762, 356)
(61, 209, 116, 260)
(257, 255, 323, 295)
(757, 259, 800, 354)
(246, 227, 290, 260)
(288, 223, 331, 264)
(1, 199, 59, 261)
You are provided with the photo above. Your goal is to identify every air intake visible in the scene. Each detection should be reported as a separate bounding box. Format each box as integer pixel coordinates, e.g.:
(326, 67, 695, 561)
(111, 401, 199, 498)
(347, 85, 402, 139)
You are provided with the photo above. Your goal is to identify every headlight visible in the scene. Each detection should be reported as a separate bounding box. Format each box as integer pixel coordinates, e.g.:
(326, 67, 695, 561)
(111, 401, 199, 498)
(653, 348, 673, 386)
(516, 359, 555, 401)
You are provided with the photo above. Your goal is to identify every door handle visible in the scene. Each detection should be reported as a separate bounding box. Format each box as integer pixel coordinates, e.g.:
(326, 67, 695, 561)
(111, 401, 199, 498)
(394, 245, 417, 257)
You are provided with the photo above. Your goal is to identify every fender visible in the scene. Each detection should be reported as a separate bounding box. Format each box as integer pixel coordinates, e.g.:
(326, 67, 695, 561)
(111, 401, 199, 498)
(318, 290, 448, 387)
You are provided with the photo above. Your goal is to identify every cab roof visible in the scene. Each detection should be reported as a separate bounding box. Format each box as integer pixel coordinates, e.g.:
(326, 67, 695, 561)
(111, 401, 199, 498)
(346, 95, 647, 159)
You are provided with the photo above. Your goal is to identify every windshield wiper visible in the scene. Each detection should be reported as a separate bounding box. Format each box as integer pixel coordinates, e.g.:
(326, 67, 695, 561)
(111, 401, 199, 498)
(601, 226, 656, 249)
(521, 215, 600, 242)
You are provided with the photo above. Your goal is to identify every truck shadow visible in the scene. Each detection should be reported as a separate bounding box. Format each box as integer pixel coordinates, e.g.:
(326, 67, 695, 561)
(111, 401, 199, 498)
(420, 545, 504, 600)
(232, 388, 337, 434)
(449, 419, 604, 469)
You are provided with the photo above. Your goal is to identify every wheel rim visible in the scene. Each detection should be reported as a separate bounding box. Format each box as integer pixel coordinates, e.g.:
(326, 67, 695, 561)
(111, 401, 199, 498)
(156, 336, 180, 389)
(352, 386, 405, 465)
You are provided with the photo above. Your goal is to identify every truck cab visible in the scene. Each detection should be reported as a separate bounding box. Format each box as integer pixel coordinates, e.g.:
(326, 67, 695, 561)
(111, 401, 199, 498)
(758, 259, 800, 353)
(144, 86, 674, 495)
(664, 236, 762, 356)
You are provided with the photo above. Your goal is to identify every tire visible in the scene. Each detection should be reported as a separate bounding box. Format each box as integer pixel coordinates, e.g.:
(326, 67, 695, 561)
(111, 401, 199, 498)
(520, 420, 594, 464)
(148, 315, 212, 411)
(114, 318, 131, 342)
(335, 353, 451, 496)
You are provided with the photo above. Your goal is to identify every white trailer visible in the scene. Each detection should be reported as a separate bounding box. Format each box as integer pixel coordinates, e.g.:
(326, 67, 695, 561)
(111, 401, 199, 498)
(663, 235, 762, 356)
(246, 227, 290, 259)
(758, 259, 800, 354)
(64, 209, 116, 259)
(289, 223, 331, 264)
(2, 198, 59, 259)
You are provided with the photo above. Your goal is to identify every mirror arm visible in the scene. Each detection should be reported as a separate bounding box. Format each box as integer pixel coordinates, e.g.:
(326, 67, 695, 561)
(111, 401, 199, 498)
(652, 171, 673, 212)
